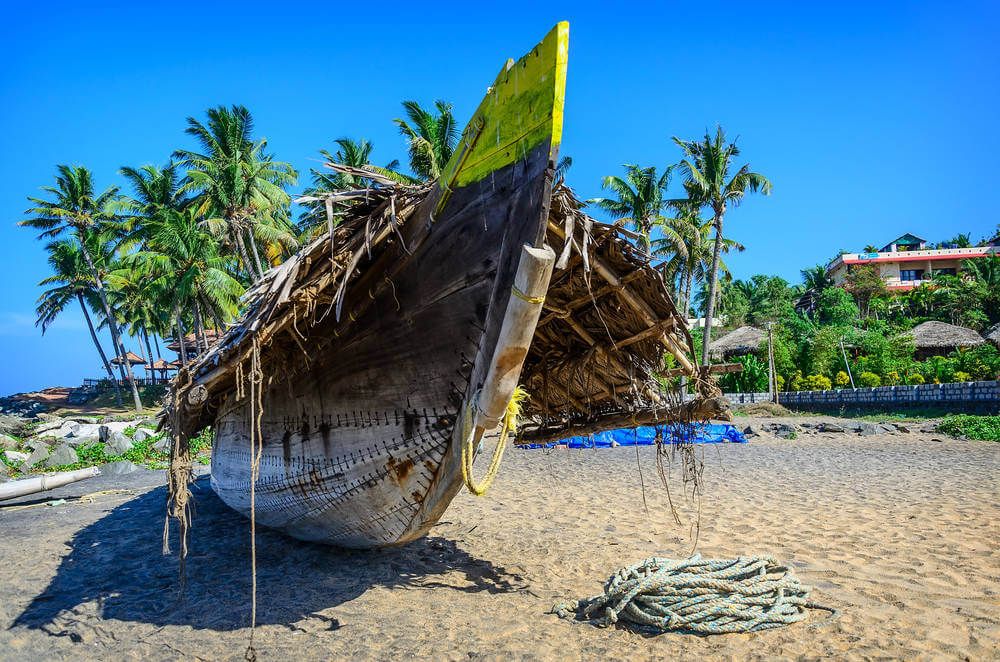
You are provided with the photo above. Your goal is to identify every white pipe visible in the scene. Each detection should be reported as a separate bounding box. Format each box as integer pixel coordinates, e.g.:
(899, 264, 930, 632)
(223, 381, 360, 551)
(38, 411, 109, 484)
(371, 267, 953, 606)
(0, 467, 101, 502)
(476, 243, 556, 430)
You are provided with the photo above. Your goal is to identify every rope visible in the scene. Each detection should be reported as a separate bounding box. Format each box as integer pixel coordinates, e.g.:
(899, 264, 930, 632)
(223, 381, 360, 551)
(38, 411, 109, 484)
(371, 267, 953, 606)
(552, 554, 838, 634)
(245, 339, 264, 661)
(510, 285, 545, 305)
(461, 386, 528, 496)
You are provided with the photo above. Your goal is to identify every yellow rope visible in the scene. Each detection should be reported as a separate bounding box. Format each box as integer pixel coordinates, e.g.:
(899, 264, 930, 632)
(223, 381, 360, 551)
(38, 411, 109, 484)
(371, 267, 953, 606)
(461, 386, 528, 496)
(511, 285, 545, 305)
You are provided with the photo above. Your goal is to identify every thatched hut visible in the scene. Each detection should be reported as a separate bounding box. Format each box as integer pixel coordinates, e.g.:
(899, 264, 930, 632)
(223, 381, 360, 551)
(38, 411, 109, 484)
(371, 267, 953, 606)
(985, 323, 1000, 349)
(905, 320, 984, 358)
(708, 326, 766, 359)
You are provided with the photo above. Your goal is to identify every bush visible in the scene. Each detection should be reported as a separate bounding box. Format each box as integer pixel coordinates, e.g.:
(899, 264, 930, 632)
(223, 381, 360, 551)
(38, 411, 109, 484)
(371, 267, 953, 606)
(858, 371, 881, 387)
(789, 370, 804, 391)
(834, 371, 850, 388)
(883, 370, 901, 386)
(775, 374, 785, 391)
(952, 371, 971, 383)
(802, 374, 832, 391)
(907, 373, 925, 385)
(937, 415, 1000, 442)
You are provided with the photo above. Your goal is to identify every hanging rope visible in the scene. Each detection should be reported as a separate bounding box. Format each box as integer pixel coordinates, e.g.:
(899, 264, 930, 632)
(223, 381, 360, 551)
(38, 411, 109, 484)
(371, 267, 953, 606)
(245, 339, 265, 661)
(552, 554, 838, 634)
(461, 386, 528, 496)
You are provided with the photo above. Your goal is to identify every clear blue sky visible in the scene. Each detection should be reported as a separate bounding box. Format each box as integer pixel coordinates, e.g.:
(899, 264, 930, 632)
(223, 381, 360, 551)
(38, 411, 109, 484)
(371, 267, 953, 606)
(1, 1, 998, 395)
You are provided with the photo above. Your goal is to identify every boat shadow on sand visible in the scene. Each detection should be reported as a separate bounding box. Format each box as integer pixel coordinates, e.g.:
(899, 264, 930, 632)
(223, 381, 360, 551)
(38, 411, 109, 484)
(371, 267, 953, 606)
(13, 475, 527, 635)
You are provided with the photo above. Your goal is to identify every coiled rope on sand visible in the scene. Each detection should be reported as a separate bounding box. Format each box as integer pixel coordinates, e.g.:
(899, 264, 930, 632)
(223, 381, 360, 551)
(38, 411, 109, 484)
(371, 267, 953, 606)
(552, 554, 838, 634)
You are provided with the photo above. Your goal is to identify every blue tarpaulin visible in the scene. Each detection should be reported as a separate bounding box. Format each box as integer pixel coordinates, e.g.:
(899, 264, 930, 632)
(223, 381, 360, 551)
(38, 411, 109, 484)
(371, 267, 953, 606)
(519, 423, 747, 449)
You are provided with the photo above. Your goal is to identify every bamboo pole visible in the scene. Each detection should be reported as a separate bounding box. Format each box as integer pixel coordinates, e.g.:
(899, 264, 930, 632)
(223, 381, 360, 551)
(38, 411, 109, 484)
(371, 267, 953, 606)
(0, 467, 100, 502)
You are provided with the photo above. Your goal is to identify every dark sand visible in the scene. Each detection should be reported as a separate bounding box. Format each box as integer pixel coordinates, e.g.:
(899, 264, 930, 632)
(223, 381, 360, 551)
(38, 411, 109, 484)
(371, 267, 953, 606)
(1, 418, 998, 660)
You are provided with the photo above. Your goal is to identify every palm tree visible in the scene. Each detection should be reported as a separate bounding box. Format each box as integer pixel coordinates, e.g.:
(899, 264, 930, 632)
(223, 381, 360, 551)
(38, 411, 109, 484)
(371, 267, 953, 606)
(797, 264, 834, 317)
(35, 236, 123, 404)
(20, 165, 143, 410)
(174, 105, 298, 280)
(801, 265, 833, 292)
(554, 156, 573, 186)
(298, 138, 409, 237)
(133, 207, 245, 361)
(394, 100, 458, 180)
(673, 126, 772, 365)
(588, 164, 675, 252)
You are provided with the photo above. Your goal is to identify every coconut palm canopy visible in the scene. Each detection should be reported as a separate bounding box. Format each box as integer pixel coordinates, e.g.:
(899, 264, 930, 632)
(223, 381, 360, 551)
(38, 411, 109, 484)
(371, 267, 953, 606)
(906, 320, 984, 350)
(708, 325, 766, 358)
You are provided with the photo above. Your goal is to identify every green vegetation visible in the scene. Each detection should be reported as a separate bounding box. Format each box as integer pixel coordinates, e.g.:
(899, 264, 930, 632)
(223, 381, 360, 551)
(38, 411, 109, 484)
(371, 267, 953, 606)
(937, 415, 1000, 442)
(1, 425, 215, 479)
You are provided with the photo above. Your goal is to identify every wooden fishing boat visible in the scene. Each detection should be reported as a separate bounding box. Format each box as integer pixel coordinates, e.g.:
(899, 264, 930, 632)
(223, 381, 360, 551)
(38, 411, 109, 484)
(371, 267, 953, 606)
(166, 22, 727, 552)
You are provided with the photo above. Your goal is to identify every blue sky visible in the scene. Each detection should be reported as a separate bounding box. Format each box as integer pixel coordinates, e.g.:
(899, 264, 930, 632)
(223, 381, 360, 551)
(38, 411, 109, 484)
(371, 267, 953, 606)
(1, 1, 998, 395)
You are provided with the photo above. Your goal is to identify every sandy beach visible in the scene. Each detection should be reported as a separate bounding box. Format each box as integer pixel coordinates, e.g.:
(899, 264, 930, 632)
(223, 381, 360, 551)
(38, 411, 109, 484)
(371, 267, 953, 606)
(1, 417, 998, 661)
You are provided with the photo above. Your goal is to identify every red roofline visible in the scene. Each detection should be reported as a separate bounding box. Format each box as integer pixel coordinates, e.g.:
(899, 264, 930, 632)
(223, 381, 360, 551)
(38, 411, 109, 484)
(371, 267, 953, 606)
(842, 249, 989, 265)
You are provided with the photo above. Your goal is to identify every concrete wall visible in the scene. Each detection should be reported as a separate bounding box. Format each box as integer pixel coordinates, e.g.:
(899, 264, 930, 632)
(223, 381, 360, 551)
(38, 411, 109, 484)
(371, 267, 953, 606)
(724, 381, 1000, 414)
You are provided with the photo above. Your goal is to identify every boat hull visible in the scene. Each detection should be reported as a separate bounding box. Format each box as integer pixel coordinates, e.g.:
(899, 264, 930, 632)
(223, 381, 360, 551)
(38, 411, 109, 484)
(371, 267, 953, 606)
(211, 141, 556, 547)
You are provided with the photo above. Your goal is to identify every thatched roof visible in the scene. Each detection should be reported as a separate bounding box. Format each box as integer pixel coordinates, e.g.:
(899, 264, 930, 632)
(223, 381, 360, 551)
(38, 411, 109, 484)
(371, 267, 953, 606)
(110, 351, 146, 365)
(708, 326, 766, 358)
(168, 179, 723, 443)
(906, 321, 984, 350)
(166, 331, 223, 353)
(145, 359, 176, 371)
(985, 323, 1000, 347)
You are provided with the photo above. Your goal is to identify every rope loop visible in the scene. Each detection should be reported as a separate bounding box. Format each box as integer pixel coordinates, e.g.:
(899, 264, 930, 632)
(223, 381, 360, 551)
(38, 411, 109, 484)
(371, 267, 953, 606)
(552, 554, 838, 634)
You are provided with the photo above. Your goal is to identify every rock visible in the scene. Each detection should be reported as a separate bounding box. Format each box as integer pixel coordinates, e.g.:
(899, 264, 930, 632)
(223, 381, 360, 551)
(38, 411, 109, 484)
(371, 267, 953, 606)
(152, 437, 170, 453)
(742, 425, 763, 438)
(0, 433, 18, 450)
(896, 424, 911, 433)
(0, 462, 8, 482)
(858, 423, 879, 436)
(100, 460, 141, 475)
(919, 425, 938, 434)
(773, 423, 799, 439)
(35, 412, 62, 422)
(878, 423, 897, 434)
(105, 431, 134, 456)
(4, 449, 29, 465)
(0, 414, 32, 437)
(24, 445, 49, 468)
(26, 438, 54, 452)
(99, 421, 140, 442)
(33, 419, 64, 435)
(133, 428, 153, 443)
(69, 416, 99, 425)
(818, 422, 846, 433)
(42, 442, 78, 468)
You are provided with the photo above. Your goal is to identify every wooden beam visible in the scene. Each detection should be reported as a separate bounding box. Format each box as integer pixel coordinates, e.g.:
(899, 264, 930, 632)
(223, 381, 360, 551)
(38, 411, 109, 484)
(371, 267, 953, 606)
(547, 221, 695, 375)
(614, 319, 676, 350)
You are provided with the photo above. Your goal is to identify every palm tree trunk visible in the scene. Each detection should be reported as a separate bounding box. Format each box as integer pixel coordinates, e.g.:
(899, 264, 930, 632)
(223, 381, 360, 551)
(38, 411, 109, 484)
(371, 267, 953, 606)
(233, 227, 261, 281)
(700, 212, 726, 366)
(153, 333, 161, 359)
(142, 329, 155, 384)
(174, 312, 188, 366)
(246, 228, 267, 277)
(76, 236, 143, 411)
(192, 304, 207, 353)
(78, 293, 122, 406)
